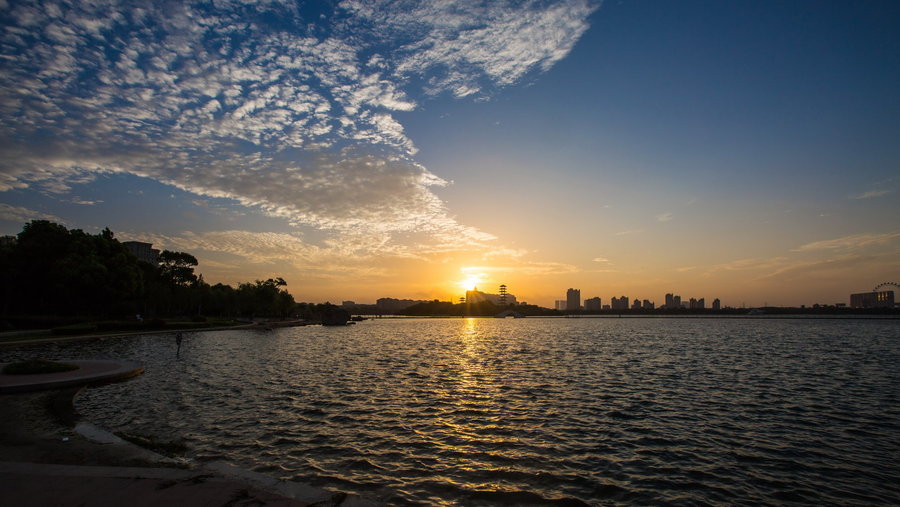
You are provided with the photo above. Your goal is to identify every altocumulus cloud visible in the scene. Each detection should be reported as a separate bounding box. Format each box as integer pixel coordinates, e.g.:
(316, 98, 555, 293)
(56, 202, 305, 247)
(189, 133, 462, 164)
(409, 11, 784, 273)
(0, 0, 597, 255)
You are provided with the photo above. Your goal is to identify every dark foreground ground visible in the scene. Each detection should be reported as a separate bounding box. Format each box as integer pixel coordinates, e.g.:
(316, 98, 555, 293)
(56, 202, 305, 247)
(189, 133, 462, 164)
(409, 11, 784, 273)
(0, 386, 371, 506)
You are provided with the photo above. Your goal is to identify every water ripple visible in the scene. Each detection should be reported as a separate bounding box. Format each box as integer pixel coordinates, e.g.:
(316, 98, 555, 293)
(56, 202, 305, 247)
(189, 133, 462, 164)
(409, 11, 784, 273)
(3, 317, 899, 505)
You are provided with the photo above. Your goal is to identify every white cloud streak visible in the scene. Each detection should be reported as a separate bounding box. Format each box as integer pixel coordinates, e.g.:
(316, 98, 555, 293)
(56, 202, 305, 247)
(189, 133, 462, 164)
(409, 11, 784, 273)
(849, 189, 892, 200)
(792, 232, 900, 252)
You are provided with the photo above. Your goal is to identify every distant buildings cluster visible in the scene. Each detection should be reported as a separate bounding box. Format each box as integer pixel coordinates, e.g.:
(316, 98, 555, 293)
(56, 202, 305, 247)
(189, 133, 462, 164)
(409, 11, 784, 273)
(849, 290, 895, 309)
(464, 287, 518, 306)
(558, 288, 721, 311)
(375, 297, 432, 312)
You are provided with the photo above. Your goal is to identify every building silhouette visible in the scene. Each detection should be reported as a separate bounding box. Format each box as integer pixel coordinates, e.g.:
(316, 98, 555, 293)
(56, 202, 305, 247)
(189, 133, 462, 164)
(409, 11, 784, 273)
(466, 288, 517, 306)
(566, 288, 581, 311)
(584, 297, 601, 311)
(610, 296, 629, 310)
(850, 291, 895, 309)
(122, 241, 160, 264)
(376, 298, 429, 312)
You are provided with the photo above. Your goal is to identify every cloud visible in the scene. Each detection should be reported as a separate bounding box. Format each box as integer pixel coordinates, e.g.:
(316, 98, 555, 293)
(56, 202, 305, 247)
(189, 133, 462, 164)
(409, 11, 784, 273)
(0, 0, 597, 257)
(657, 212, 673, 222)
(705, 257, 789, 273)
(456, 261, 579, 277)
(849, 189, 892, 200)
(615, 229, 643, 236)
(792, 232, 900, 252)
(342, 0, 598, 97)
(0, 203, 66, 225)
(757, 253, 894, 282)
(592, 257, 610, 263)
(68, 197, 103, 205)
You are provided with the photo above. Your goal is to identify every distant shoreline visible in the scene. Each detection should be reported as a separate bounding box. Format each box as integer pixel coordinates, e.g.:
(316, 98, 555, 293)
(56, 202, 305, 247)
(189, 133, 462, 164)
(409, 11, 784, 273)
(356, 313, 900, 320)
(3, 314, 897, 347)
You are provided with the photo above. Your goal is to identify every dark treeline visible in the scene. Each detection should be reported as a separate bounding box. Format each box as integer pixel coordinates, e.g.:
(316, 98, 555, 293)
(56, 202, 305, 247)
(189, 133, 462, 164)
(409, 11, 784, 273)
(0, 221, 303, 326)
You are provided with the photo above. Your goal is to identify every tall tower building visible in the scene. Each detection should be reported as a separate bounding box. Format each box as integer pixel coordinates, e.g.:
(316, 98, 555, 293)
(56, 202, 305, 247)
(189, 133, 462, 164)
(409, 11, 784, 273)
(566, 288, 581, 311)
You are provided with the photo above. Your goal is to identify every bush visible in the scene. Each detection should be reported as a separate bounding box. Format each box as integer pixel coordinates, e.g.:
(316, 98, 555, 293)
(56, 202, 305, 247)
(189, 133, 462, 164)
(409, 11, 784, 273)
(96, 320, 147, 332)
(51, 322, 98, 335)
(3, 359, 79, 375)
(165, 321, 211, 329)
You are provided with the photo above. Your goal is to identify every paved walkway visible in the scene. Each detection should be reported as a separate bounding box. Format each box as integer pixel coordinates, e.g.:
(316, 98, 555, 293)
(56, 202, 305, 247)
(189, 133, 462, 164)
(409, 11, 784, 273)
(0, 362, 378, 505)
(0, 360, 145, 393)
(0, 461, 310, 506)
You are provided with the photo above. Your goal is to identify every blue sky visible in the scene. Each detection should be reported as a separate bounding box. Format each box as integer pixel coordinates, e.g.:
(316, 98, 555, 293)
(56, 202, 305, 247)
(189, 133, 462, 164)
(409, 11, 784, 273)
(1, 0, 898, 306)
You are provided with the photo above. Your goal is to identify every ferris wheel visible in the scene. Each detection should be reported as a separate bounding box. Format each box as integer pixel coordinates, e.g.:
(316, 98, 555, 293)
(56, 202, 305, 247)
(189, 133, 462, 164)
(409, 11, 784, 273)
(873, 282, 900, 292)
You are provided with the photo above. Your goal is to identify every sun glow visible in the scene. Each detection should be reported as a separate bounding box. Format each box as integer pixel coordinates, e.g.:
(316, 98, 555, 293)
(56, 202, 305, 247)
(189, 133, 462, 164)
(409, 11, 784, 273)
(459, 276, 481, 291)
(458, 269, 487, 292)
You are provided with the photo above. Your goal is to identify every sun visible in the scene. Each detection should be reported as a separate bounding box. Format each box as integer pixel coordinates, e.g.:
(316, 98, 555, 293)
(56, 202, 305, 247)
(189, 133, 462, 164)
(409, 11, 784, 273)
(459, 276, 480, 292)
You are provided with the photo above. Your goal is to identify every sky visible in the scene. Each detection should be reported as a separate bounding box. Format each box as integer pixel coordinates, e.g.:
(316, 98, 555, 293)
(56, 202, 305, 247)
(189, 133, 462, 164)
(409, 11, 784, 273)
(1, 0, 898, 308)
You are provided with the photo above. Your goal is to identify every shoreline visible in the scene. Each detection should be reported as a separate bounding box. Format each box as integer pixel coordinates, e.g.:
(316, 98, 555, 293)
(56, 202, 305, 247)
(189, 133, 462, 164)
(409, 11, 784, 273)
(0, 322, 259, 348)
(0, 376, 376, 505)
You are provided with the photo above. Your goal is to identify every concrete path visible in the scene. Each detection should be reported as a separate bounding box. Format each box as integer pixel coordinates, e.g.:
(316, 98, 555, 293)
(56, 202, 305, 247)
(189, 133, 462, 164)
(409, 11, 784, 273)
(0, 461, 310, 506)
(0, 360, 145, 393)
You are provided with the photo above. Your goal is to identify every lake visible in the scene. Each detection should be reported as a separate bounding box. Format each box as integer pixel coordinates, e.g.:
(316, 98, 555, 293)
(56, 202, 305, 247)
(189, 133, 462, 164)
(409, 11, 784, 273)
(3, 317, 899, 505)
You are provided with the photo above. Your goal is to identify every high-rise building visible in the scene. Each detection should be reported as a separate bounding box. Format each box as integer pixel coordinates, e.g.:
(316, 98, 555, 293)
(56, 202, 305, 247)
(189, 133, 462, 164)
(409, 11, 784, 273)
(665, 293, 674, 309)
(673, 295, 682, 309)
(631, 298, 641, 310)
(566, 288, 581, 311)
(642, 299, 654, 310)
(555, 300, 567, 311)
(584, 297, 602, 311)
(712, 298, 721, 310)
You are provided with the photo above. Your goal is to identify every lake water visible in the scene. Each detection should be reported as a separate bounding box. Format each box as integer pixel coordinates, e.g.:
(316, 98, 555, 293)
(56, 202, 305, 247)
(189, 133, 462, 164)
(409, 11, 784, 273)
(3, 317, 899, 505)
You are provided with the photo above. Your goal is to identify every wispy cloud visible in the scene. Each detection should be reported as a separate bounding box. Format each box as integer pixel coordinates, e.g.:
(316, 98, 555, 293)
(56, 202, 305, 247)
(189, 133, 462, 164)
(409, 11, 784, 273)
(757, 253, 891, 282)
(68, 197, 103, 205)
(849, 189, 892, 200)
(792, 232, 900, 252)
(657, 212, 673, 222)
(0, 203, 65, 225)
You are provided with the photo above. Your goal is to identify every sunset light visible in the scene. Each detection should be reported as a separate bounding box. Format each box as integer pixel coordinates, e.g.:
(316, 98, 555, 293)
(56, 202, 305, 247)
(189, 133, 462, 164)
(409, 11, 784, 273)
(459, 271, 487, 292)
(0, 1, 897, 307)
(0, 2, 897, 506)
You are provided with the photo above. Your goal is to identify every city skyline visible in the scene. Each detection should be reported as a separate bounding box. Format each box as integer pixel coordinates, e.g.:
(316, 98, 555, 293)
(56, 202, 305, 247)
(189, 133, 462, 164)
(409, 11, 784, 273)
(1, 1, 898, 308)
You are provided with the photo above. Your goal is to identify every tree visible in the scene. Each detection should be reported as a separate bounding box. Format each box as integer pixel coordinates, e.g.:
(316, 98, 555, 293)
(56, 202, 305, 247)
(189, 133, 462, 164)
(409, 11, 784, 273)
(158, 250, 199, 287)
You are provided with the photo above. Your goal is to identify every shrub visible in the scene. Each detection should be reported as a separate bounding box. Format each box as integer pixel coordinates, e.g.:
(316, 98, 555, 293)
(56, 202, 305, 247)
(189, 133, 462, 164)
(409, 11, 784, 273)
(51, 322, 98, 335)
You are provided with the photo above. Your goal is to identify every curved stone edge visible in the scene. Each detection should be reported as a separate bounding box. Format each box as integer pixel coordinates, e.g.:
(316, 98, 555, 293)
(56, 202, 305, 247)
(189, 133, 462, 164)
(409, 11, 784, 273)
(0, 360, 144, 394)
